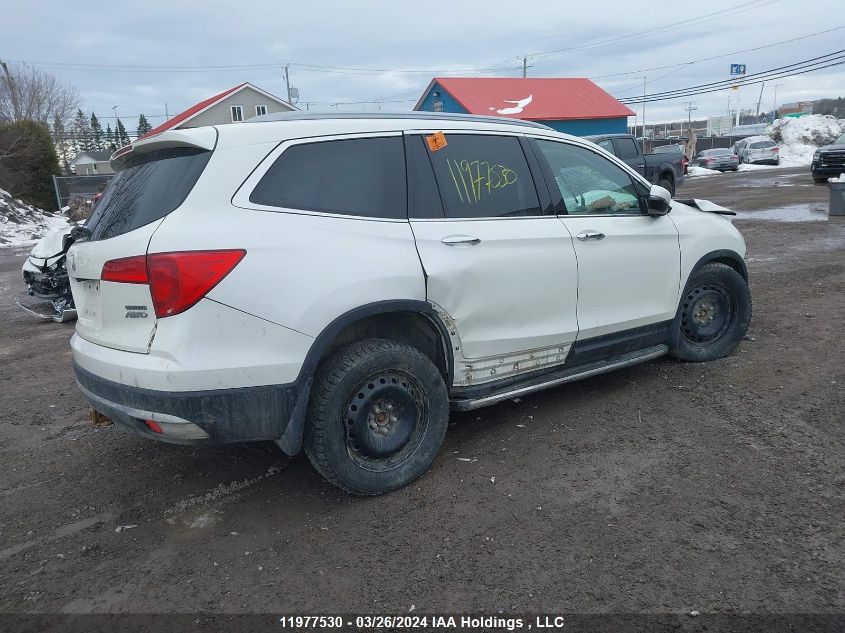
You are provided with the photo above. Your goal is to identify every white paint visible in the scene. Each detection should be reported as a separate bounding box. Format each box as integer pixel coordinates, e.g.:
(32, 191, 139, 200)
(489, 95, 533, 115)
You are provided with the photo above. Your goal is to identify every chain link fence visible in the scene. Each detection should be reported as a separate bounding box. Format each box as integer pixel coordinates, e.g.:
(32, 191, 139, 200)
(52, 174, 113, 209)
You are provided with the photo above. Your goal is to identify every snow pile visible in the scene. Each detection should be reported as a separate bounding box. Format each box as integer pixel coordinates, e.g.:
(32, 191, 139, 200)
(0, 188, 70, 247)
(767, 114, 845, 167)
(688, 165, 721, 177)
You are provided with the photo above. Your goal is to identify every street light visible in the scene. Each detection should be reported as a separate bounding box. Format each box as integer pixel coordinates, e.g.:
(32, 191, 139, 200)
(684, 102, 698, 135)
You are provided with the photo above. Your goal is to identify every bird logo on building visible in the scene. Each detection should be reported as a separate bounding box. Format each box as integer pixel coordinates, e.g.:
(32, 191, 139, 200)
(490, 95, 533, 115)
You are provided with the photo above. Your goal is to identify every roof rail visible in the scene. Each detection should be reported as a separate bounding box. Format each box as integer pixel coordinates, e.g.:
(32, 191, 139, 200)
(248, 110, 553, 130)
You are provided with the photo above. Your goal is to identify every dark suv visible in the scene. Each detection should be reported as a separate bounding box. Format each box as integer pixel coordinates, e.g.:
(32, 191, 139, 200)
(812, 132, 845, 183)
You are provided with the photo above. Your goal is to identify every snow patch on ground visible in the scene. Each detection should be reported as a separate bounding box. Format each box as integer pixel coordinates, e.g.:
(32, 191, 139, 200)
(0, 189, 70, 247)
(688, 165, 721, 177)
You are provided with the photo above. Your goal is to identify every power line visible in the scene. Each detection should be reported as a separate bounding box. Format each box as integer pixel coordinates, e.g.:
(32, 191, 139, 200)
(618, 51, 845, 104)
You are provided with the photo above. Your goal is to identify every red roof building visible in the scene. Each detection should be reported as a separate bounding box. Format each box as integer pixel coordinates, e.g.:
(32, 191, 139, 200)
(414, 77, 634, 136)
(142, 82, 296, 139)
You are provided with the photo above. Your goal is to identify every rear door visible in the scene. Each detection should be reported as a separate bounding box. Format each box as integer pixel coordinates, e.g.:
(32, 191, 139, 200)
(68, 140, 213, 353)
(407, 131, 579, 361)
(612, 137, 646, 176)
(530, 137, 680, 341)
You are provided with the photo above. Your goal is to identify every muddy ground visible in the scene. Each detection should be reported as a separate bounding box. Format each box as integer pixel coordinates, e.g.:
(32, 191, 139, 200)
(0, 167, 842, 621)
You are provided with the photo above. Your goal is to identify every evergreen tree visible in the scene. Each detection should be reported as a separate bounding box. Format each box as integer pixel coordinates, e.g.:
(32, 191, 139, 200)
(136, 113, 152, 137)
(90, 113, 104, 150)
(116, 119, 130, 146)
(51, 114, 71, 174)
(71, 109, 93, 154)
(105, 124, 116, 151)
(0, 120, 62, 210)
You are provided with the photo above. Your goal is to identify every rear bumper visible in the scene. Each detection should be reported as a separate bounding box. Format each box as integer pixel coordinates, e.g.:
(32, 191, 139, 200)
(74, 362, 302, 444)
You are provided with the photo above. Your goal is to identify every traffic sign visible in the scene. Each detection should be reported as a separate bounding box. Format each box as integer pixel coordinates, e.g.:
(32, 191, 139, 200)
(730, 64, 747, 76)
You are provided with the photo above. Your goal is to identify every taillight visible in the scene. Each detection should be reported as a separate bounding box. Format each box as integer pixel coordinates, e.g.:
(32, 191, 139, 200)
(102, 255, 148, 284)
(101, 250, 245, 318)
(773, 147, 779, 152)
(730, 155, 738, 160)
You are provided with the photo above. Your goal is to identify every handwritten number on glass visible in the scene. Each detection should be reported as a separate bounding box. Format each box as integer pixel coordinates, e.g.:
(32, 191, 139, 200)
(444, 159, 518, 205)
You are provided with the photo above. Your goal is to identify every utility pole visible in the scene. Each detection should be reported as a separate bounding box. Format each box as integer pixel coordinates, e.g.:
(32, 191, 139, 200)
(684, 102, 698, 135)
(641, 75, 647, 139)
(522, 57, 528, 78)
(165, 102, 170, 121)
(772, 83, 784, 120)
(756, 82, 765, 118)
(284, 65, 292, 103)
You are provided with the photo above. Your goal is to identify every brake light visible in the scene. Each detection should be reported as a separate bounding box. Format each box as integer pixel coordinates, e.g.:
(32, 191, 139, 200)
(144, 420, 163, 434)
(100, 250, 245, 318)
(730, 155, 738, 160)
(773, 147, 779, 152)
(101, 255, 148, 284)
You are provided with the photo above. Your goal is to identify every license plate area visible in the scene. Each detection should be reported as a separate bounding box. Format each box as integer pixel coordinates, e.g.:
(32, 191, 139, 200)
(78, 280, 101, 326)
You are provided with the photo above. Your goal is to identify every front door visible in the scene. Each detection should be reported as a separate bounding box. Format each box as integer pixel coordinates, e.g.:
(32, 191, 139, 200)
(406, 131, 579, 364)
(530, 137, 680, 341)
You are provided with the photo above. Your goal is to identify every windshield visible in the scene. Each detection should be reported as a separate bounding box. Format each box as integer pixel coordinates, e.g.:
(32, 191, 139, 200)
(835, 133, 845, 145)
(85, 147, 211, 241)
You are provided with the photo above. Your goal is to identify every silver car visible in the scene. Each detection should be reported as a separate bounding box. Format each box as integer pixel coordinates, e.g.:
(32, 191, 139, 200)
(738, 137, 779, 165)
(696, 148, 739, 172)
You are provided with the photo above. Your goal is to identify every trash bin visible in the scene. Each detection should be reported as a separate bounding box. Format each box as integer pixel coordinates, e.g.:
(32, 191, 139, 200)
(831, 181, 845, 216)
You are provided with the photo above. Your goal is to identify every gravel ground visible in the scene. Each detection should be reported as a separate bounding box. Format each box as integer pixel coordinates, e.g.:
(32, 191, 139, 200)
(0, 167, 842, 625)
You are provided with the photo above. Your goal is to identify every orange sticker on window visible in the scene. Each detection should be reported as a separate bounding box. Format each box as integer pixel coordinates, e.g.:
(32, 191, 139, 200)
(426, 131, 448, 152)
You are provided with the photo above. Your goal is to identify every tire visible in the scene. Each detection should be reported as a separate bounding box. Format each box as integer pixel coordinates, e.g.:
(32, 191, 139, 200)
(304, 339, 449, 495)
(658, 175, 675, 197)
(670, 262, 751, 362)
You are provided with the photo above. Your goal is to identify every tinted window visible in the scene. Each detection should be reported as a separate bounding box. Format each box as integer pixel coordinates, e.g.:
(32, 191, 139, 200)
(534, 139, 643, 215)
(250, 137, 407, 219)
(424, 134, 541, 219)
(86, 148, 211, 241)
(651, 144, 682, 154)
(613, 137, 640, 159)
(750, 141, 776, 149)
(702, 149, 732, 156)
(407, 136, 444, 219)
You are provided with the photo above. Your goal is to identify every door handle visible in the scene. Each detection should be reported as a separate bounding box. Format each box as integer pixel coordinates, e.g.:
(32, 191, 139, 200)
(441, 235, 481, 246)
(576, 230, 606, 241)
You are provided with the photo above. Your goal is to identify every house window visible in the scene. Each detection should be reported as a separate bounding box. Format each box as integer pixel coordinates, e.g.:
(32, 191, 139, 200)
(255, 104, 268, 116)
(91, 164, 98, 173)
(231, 105, 244, 122)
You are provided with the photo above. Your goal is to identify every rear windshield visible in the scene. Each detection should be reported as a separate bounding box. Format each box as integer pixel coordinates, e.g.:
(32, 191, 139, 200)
(651, 145, 682, 154)
(703, 149, 732, 156)
(85, 147, 211, 240)
(750, 141, 776, 149)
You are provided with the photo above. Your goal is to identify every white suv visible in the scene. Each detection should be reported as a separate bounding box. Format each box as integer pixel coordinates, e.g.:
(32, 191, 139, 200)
(69, 112, 751, 494)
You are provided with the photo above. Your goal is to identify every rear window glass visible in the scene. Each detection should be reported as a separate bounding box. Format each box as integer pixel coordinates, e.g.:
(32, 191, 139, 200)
(424, 134, 541, 219)
(750, 141, 776, 149)
(703, 149, 732, 156)
(249, 137, 406, 219)
(86, 147, 211, 241)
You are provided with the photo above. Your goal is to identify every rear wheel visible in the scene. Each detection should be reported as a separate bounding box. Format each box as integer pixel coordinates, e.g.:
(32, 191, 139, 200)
(671, 262, 751, 362)
(304, 339, 449, 494)
(658, 175, 675, 197)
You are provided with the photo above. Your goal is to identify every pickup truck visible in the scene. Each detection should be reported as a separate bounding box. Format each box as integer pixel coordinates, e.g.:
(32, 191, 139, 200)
(584, 134, 685, 196)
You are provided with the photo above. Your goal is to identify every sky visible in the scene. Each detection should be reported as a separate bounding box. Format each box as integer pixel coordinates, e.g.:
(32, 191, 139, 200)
(2, 0, 843, 131)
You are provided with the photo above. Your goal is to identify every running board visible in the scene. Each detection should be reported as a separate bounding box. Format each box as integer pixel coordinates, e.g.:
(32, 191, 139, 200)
(450, 344, 668, 412)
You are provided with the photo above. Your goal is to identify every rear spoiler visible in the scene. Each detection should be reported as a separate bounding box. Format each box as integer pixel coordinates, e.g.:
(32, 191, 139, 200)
(675, 198, 736, 216)
(109, 127, 217, 171)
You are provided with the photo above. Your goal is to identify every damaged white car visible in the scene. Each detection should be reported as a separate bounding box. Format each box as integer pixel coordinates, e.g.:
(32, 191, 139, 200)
(19, 226, 77, 322)
(69, 112, 751, 494)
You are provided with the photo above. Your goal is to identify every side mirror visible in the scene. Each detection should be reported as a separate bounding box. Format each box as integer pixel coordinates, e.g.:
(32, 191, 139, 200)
(647, 184, 672, 216)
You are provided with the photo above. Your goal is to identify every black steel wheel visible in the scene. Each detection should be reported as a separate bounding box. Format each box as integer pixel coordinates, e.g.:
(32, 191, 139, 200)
(671, 262, 751, 362)
(304, 339, 449, 494)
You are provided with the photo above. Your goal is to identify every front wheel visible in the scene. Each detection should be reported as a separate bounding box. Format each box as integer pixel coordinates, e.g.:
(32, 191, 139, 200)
(304, 339, 449, 494)
(670, 262, 751, 362)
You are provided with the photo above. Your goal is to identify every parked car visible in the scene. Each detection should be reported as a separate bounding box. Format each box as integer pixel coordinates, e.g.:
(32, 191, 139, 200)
(651, 143, 689, 175)
(583, 133, 685, 196)
(695, 148, 739, 172)
(811, 131, 845, 183)
(737, 136, 779, 165)
(69, 112, 751, 495)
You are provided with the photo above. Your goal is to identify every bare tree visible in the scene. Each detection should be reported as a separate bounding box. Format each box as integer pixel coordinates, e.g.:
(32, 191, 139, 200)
(0, 62, 80, 128)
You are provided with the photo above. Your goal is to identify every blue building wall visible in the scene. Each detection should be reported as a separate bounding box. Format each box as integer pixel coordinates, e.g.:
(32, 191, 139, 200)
(416, 83, 629, 137)
(538, 117, 628, 136)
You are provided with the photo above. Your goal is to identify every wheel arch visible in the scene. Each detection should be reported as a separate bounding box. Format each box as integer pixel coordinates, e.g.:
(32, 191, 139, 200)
(277, 301, 453, 456)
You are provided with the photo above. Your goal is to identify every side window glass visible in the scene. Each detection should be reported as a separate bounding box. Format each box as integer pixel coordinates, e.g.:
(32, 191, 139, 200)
(406, 136, 445, 219)
(597, 139, 615, 155)
(613, 137, 640, 159)
(424, 134, 541, 219)
(534, 140, 643, 215)
(249, 137, 407, 219)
